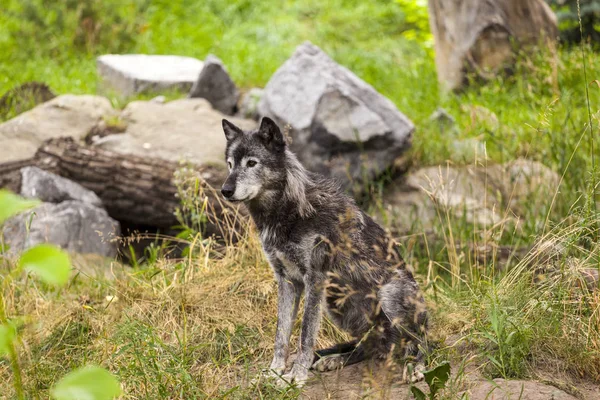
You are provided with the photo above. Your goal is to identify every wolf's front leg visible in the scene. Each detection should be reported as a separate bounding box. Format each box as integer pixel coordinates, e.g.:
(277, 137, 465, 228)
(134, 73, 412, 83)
(282, 276, 323, 386)
(268, 275, 302, 376)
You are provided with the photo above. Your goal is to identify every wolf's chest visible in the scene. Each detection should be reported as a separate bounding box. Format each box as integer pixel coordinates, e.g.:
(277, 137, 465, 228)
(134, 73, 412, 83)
(261, 240, 306, 282)
(273, 250, 305, 281)
(259, 223, 316, 281)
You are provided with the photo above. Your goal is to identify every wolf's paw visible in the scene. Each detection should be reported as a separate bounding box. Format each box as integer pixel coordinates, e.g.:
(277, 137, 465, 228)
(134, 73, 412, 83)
(402, 362, 426, 384)
(276, 364, 309, 388)
(311, 354, 345, 372)
(264, 367, 285, 378)
(251, 367, 284, 386)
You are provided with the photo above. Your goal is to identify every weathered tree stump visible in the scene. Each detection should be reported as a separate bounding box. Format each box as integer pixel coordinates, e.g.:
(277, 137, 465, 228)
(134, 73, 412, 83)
(0, 137, 245, 243)
(428, 0, 558, 91)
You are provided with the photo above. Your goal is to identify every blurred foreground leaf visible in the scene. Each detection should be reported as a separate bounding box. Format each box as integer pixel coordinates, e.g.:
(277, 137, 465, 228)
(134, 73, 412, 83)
(19, 244, 71, 286)
(0, 190, 39, 225)
(51, 365, 122, 400)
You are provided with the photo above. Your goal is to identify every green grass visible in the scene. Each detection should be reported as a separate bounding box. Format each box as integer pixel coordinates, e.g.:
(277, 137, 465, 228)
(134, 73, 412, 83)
(1, 0, 600, 398)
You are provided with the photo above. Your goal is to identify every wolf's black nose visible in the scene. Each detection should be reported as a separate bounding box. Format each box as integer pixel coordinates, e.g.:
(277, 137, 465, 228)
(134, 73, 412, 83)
(221, 186, 234, 199)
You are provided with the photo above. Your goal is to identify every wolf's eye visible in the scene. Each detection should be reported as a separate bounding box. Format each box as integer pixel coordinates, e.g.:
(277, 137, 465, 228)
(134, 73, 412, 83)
(247, 160, 257, 167)
(227, 161, 233, 169)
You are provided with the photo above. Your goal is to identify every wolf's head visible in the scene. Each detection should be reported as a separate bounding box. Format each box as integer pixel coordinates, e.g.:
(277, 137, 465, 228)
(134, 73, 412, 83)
(220, 117, 288, 203)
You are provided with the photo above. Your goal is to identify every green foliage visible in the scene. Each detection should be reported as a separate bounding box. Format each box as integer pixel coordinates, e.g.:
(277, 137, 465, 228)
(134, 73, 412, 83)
(410, 361, 451, 400)
(3, 0, 149, 57)
(0, 189, 39, 224)
(548, 0, 600, 43)
(0, 321, 18, 357)
(478, 297, 532, 378)
(395, 0, 432, 45)
(51, 366, 122, 400)
(109, 320, 206, 397)
(0, 0, 431, 95)
(19, 244, 71, 286)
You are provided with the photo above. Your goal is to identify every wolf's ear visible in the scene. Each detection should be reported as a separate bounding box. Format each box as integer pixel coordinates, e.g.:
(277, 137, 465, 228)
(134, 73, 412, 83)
(222, 119, 243, 141)
(258, 117, 285, 151)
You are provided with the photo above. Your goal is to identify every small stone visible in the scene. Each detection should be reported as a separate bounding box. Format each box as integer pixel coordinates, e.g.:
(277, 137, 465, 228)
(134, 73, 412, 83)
(150, 95, 166, 104)
(105, 295, 118, 303)
(462, 104, 500, 132)
(450, 138, 488, 163)
(429, 107, 456, 127)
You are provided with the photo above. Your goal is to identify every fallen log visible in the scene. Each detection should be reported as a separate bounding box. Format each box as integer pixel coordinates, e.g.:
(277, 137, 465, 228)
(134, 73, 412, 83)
(0, 137, 245, 243)
(0, 158, 31, 192)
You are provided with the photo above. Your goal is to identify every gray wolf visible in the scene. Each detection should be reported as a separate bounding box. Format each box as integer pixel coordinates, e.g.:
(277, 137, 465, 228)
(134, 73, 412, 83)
(220, 117, 428, 386)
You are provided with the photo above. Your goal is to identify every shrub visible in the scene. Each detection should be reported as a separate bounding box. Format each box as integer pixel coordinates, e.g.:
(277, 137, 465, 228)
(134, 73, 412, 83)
(547, 0, 600, 43)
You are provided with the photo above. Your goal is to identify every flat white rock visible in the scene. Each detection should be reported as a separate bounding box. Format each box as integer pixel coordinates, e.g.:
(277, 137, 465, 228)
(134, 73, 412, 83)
(97, 54, 204, 96)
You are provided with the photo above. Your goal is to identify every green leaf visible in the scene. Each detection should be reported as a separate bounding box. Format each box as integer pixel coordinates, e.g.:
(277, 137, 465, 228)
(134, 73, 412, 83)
(19, 244, 71, 286)
(51, 365, 122, 400)
(0, 189, 40, 224)
(505, 330, 518, 345)
(411, 386, 426, 400)
(487, 354, 503, 368)
(0, 321, 17, 357)
(423, 361, 451, 398)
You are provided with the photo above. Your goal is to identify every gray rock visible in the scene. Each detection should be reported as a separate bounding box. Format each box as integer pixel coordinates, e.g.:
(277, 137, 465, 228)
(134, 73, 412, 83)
(466, 379, 577, 400)
(450, 138, 487, 163)
(258, 42, 414, 194)
(3, 201, 120, 258)
(188, 55, 239, 115)
(429, 107, 456, 127)
(378, 159, 560, 235)
(150, 95, 166, 104)
(97, 54, 204, 97)
(238, 88, 263, 120)
(461, 104, 500, 131)
(0, 95, 114, 163)
(95, 98, 256, 167)
(20, 167, 102, 207)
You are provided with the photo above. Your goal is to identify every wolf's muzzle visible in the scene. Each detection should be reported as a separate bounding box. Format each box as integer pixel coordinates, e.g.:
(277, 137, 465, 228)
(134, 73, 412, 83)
(221, 184, 235, 199)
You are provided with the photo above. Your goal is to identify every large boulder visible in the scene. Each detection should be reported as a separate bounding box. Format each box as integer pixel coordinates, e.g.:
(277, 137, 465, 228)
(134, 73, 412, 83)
(20, 166, 102, 207)
(258, 42, 414, 194)
(0, 95, 114, 162)
(379, 159, 560, 235)
(3, 201, 119, 258)
(188, 55, 239, 115)
(3, 168, 119, 257)
(97, 54, 204, 97)
(94, 98, 256, 167)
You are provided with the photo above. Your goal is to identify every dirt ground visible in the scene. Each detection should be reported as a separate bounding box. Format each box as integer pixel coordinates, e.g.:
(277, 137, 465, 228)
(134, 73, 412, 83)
(301, 361, 600, 400)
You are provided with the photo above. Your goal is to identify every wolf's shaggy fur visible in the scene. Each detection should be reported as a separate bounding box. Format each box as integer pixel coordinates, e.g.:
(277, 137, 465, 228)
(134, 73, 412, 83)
(221, 117, 428, 385)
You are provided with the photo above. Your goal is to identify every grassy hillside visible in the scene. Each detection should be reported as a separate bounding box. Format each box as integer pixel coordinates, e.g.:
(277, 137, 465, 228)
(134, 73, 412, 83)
(1, 0, 600, 399)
